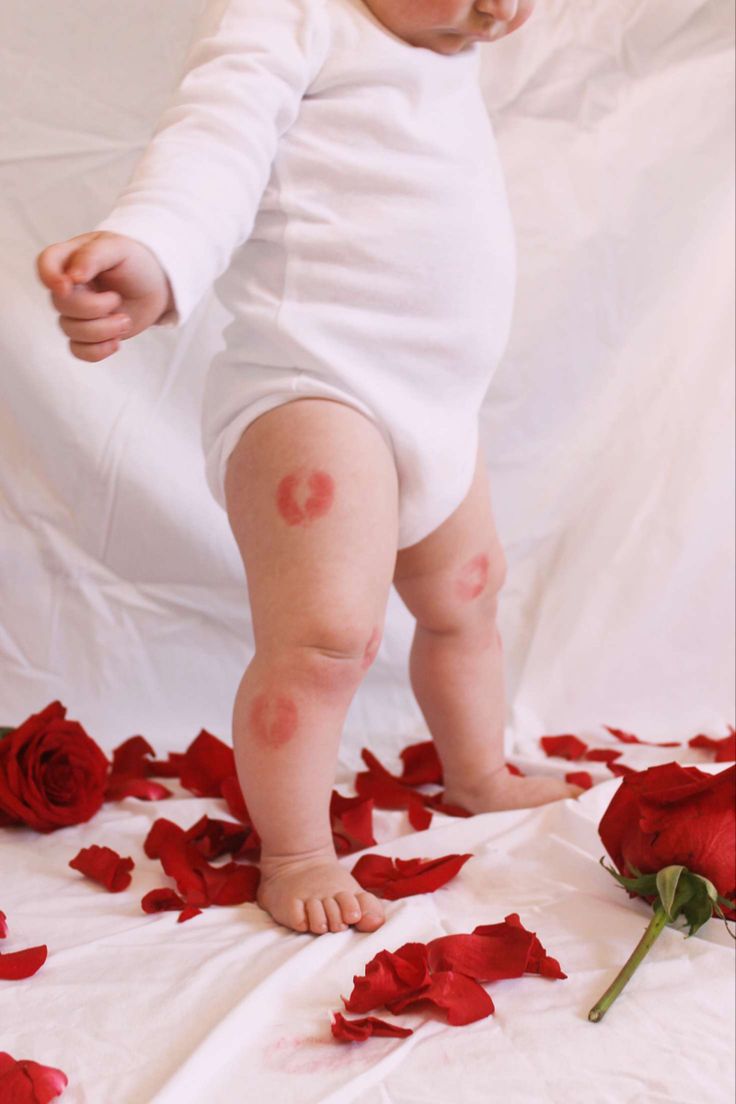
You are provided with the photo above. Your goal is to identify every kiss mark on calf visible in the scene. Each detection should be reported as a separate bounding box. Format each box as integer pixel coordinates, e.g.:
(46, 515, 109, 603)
(361, 628, 382, 670)
(455, 553, 491, 602)
(276, 469, 335, 526)
(250, 693, 299, 748)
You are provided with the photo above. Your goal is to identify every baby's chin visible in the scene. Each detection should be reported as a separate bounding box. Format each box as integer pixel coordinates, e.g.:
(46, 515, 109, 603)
(423, 31, 478, 55)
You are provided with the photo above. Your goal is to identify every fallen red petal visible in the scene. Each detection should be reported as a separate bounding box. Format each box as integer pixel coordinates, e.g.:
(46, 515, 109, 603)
(177, 906, 202, 923)
(565, 771, 593, 790)
(607, 760, 637, 777)
(178, 729, 236, 797)
(427, 923, 533, 981)
(141, 888, 187, 913)
(0, 910, 7, 939)
(399, 741, 443, 785)
(343, 942, 431, 1014)
(688, 731, 736, 762)
(583, 748, 622, 763)
(351, 853, 473, 899)
(330, 790, 377, 855)
(68, 845, 134, 892)
(386, 970, 494, 1026)
(331, 1013, 413, 1042)
(540, 735, 588, 760)
(603, 725, 680, 748)
(0, 1052, 68, 1102)
(0, 944, 47, 980)
(105, 774, 173, 802)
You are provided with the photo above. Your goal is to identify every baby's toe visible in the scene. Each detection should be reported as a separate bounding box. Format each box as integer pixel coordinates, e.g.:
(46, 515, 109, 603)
(305, 897, 329, 934)
(290, 898, 309, 933)
(355, 892, 385, 932)
(335, 891, 362, 925)
(323, 897, 348, 932)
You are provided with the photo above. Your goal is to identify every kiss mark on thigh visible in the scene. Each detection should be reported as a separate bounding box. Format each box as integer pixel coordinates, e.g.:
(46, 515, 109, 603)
(455, 553, 491, 602)
(250, 693, 299, 748)
(361, 627, 382, 670)
(276, 469, 335, 527)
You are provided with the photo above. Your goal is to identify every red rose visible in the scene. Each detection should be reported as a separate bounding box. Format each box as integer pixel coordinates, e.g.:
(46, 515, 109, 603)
(0, 701, 110, 833)
(598, 762, 736, 920)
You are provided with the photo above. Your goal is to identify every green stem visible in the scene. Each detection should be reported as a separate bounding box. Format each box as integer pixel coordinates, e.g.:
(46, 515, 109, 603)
(588, 905, 669, 1023)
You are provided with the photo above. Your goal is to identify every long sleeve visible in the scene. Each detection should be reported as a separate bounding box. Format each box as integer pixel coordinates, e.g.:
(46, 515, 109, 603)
(93, 0, 330, 327)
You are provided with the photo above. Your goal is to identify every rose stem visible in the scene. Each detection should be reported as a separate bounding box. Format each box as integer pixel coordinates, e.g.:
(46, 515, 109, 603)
(588, 905, 669, 1022)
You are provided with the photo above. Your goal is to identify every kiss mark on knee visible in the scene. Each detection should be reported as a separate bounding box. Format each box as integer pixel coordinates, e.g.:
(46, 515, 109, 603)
(276, 469, 335, 527)
(361, 627, 382, 670)
(250, 693, 299, 748)
(455, 553, 491, 602)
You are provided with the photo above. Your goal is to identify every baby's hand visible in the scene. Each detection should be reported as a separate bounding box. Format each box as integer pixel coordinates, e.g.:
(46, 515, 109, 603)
(36, 231, 174, 362)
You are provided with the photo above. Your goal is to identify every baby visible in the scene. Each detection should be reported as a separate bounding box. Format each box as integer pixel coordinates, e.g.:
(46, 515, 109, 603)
(36, 0, 581, 937)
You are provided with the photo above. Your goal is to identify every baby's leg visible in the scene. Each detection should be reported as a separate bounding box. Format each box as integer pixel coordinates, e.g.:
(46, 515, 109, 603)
(224, 398, 399, 935)
(393, 445, 582, 812)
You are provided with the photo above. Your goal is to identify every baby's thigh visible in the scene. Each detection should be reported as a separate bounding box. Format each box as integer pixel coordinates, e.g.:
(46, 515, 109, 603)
(393, 445, 507, 631)
(224, 398, 399, 654)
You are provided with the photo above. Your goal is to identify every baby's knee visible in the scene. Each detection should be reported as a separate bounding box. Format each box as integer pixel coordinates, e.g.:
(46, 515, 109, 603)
(259, 619, 383, 694)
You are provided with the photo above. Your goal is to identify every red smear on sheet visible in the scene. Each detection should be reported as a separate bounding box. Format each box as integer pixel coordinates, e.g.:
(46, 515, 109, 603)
(540, 734, 588, 760)
(68, 845, 134, 892)
(565, 771, 593, 790)
(331, 1013, 413, 1042)
(351, 853, 472, 899)
(250, 693, 299, 748)
(455, 554, 491, 602)
(0, 1052, 68, 1102)
(276, 470, 335, 526)
(603, 725, 681, 748)
(689, 728, 736, 761)
(0, 944, 47, 981)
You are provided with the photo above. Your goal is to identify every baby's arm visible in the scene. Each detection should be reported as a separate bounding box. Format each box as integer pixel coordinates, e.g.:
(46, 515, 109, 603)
(36, 0, 330, 358)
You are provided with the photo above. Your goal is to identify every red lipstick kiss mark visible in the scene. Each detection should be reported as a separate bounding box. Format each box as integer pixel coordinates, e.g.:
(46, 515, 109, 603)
(361, 627, 382, 670)
(276, 469, 335, 526)
(250, 693, 299, 748)
(455, 553, 491, 602)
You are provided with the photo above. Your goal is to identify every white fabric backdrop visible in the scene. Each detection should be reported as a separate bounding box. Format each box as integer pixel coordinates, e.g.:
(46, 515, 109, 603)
(1, 2, 735, 1102)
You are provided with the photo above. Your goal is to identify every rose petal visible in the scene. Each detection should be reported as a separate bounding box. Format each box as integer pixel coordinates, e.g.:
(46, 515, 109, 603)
(583, 748, 622, 763)
(147, 752, 185, 778)
(607, 760, 637, 777)
(110, 735, 157, 777)
(688, 732, 736, 762)
(178, 730, 236, 798)
(184, 814, 259, 861)
(105, 775, 173, 802)
(386, 970, 494, 1026)
(603, 725, 680, 748)
(330, 791, 376, 855)
(420, 792, 472, 818)
(0, 910, 7, 939)
(505, 762, 526, 777)
(427, 923, 532, 981)
(355, 752, 433, 830)
(330, 1012, 413, 1042)
(68, 845, 134, 892)
(399, 741, 443, 786)
(0, 944, 48, 980)
(177, 906, 202, 923)
(343, 942, 431, 1014)
(141, 888, 187, 913)
(565, 771, 593, 790)
(540, 735, 588, 760)
(0, 1052, 68, 1103)
(501, 913, 567, 979)
(351, 853, 473, 899)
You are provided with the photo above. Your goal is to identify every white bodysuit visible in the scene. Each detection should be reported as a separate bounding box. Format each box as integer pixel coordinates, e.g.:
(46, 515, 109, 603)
(94, 0, 517, 548)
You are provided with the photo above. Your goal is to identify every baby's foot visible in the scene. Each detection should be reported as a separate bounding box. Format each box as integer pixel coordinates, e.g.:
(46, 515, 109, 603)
(258, 849, 386, 936)
(443, 766, 583, 814)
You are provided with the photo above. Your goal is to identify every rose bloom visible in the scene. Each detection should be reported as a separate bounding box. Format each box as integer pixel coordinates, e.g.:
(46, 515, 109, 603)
(0, 701, 110, 833)
(598, 761, 736, 920)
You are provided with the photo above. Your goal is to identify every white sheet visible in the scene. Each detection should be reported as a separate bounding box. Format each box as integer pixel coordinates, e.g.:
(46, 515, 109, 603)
(1, 0, 734, 1100)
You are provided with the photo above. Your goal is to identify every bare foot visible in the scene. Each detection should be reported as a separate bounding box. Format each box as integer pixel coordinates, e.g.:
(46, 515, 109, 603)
(258, 849, 386, 936)
(443, 766, 584, 814)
